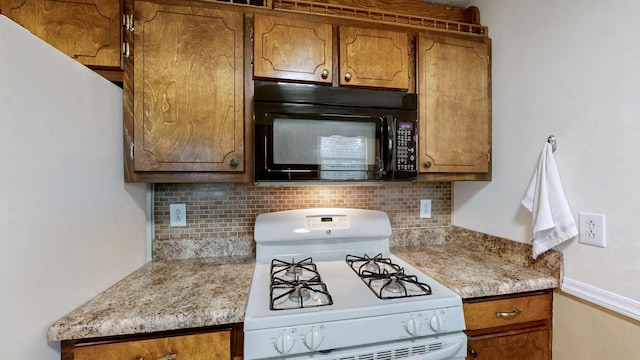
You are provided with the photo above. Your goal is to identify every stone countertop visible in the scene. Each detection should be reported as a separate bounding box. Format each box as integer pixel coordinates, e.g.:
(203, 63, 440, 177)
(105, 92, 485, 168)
(47, 256, 254, 342)
(47, 240, 559, 342)
(392, 244, 558, 299)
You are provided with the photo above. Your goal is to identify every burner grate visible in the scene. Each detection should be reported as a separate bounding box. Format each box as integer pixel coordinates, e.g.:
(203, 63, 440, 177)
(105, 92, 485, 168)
(269, 257, 333, 310)
(346, 254, 432, 299)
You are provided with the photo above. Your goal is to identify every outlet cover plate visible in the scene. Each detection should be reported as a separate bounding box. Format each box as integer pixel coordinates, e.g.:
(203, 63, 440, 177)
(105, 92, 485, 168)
(170, 204, 186, 227)
(420, 199, 432, 219)
(578, 212, 606, 248)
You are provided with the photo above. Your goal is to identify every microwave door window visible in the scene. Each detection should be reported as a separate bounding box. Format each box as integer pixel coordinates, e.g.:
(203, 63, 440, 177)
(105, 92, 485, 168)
(272, 118, 377, 180)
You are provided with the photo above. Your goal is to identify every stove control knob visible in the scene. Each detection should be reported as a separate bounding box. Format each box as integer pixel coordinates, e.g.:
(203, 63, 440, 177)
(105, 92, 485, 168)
(304, 329, 322, 350)
(405, 317, 419, 336)
(274, 333, 294, 354)
(429, 314, 443, 333)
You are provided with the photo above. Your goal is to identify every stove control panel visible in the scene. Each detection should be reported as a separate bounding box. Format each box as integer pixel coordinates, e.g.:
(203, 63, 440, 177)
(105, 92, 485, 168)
(304, 214, 350, 230)
(402, 309, 459, 336)
(244, 307, 465, 359)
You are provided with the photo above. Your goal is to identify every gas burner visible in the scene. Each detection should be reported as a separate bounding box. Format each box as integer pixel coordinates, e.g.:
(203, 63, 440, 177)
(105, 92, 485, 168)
(271, 257, 319, 282)
(346, 253, 401, 275)
(289, 285, 311, 302)
(347, 254, 432, 299)
(269, 258, 333, 310)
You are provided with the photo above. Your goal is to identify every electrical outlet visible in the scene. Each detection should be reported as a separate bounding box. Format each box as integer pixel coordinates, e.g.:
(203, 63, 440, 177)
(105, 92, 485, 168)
(169, 204, 186, 227)
(579, 212, 606, 248)
(420, 199, 432, 219)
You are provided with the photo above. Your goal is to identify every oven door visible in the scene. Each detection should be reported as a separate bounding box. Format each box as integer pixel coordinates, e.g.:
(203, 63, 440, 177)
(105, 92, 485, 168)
(255, 102, 392, 181)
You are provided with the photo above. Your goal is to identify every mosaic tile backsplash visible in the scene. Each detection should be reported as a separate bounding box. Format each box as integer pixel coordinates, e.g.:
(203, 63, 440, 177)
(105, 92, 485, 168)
(153, 182, 452, 259)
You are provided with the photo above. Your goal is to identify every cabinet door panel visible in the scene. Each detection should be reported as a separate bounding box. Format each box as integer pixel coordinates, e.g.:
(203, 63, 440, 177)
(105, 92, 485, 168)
(0, 0, 121, 68)
(467, 328, 549, 360)
(254, 14, 332, 83)
(133, 2, 244, 172)
(74, 331, 231, 360)
(418, 33, 490, 173)
(339, 26, 409, 90)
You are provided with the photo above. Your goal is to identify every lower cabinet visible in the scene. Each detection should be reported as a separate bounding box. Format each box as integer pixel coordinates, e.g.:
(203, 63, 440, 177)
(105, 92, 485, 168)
(463, 290, 552, 360)
(61, 324, 243, 360)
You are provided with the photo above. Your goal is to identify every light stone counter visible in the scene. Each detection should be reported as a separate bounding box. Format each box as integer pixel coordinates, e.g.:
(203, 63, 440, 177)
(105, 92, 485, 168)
(48, 228, 561, 342)
(47, 256, 254, 341)
(393, 244, 559, 299)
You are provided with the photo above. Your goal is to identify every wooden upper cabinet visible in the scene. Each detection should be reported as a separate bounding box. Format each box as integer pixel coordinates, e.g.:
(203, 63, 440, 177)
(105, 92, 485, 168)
(339, 26, 409, 90)
(417, 33, 491, 174)
(0, 0, 122, 74)
(253, 14, 332, 84)
(253, 14, 410, 90)
(132, 1, 244, 173)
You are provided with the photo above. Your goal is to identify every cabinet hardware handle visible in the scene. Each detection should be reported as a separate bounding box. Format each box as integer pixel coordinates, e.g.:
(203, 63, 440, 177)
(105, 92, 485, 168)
(496, 308, 522, 318)
(424, 161, 432, 168)
(137, 354, 177, 360)
(468, 347, 478, 359)
(344, 72, 352, 81)
(230, 159, 239, 168)
(321, 69, 329, 79)
(122, 42, 130, 59)
(123, 14, 134, 31)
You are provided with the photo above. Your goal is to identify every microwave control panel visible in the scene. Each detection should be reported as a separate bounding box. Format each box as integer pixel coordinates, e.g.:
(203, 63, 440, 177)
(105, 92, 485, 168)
(396, 121, 417, 172)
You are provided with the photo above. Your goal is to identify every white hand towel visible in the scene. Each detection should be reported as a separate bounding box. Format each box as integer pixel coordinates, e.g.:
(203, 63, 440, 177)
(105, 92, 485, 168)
(521, 142, 578, 259)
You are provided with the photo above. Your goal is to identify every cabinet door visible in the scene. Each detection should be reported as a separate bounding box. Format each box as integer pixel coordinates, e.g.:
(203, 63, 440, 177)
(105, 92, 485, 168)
(339, 26, 409, 90)
(253, 14, 332, 84)
(418, 33, 490, 173)
(467, 328, 550, 360)
(133, 1, 244, 172)
(0, 0, 121, 69)
(74, 331, 231, 360)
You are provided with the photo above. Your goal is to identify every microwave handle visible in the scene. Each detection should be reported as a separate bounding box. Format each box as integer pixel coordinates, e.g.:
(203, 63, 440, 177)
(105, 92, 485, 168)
(381, 115, 394, 177)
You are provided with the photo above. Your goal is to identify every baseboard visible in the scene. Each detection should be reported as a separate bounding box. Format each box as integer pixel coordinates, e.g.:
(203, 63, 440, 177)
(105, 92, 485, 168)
(561, 277, 640, 322)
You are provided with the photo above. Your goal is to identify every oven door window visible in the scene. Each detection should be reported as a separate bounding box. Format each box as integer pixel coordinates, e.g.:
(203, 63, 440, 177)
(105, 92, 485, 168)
(257, 111, 384, 181)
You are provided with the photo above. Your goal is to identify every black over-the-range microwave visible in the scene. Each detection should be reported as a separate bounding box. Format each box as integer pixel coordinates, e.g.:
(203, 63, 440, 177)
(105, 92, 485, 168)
(254, 82, 418, 182)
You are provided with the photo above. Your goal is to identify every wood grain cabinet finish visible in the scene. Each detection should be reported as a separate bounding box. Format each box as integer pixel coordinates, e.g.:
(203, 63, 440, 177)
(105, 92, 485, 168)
(0, 0, 122, 78)
(417, 32, 491, 175)
(338, 26, 409, 90)
(463, 290, 552, 360)
(131, 1, 245, 174)
(253, 14, 409, 90)
(253, 14, 333, 84)
(70, 330, 231, 360)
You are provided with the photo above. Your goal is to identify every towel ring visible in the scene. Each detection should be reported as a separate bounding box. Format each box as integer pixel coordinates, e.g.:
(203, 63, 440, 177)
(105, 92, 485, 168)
(547, 135, 557, 152)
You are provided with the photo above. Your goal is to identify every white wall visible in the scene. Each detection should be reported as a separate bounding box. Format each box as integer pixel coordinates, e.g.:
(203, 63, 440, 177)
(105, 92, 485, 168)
(0, 17, 148, 359)
(455, 0, 640, 306)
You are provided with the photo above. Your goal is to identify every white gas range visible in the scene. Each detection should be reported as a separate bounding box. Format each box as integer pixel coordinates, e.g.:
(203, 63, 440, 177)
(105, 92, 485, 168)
(244, 208, 467, 360)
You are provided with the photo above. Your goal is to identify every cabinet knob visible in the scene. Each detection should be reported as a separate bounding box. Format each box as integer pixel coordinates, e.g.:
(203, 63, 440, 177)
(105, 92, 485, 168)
(230, 159, 239, 168)
(344, 72, 352, 81)
(424, 161, 432, 168)
(468, 347, 478, 359)
(321, 69, 329, 79)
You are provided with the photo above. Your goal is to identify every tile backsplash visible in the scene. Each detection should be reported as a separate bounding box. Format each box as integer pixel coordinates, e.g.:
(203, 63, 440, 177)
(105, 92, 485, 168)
(153, 182, 452, 259)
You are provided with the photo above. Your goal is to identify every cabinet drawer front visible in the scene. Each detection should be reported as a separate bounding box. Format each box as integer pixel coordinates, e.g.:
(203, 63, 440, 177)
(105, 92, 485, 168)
(74, 331, 230, 360)
(463, 292, 552, 330)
